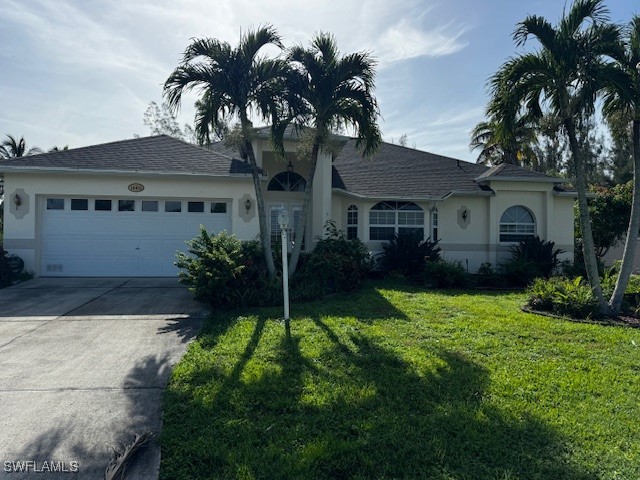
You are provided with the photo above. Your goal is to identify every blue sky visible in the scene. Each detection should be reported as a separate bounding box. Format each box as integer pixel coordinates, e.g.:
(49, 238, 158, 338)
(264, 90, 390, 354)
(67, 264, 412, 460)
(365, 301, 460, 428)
(0, 0, 635, 162)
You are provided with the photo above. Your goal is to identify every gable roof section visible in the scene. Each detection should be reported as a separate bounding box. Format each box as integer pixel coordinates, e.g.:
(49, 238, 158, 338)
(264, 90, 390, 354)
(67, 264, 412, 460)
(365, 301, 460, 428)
(474, 162, 564, 183)
(333, 140, 493, 198)
(0, 135, 253, 177)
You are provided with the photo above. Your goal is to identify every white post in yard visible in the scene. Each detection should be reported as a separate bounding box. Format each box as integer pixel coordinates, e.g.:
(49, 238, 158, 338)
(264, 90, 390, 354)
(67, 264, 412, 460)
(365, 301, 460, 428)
(278, 207, 290, 323)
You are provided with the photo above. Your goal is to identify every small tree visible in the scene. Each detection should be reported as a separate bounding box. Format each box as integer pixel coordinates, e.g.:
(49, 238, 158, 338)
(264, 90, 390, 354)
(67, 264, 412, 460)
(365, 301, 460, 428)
(577, 183, 632, 258)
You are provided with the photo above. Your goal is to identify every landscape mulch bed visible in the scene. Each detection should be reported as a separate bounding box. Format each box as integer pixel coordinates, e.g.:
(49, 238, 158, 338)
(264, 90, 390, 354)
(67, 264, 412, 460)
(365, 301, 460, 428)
(521, 306, 640, 328)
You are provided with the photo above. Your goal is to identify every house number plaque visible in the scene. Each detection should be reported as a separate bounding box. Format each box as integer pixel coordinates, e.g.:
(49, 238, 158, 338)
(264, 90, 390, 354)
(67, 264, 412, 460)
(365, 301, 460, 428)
(128, 183, 145, 192)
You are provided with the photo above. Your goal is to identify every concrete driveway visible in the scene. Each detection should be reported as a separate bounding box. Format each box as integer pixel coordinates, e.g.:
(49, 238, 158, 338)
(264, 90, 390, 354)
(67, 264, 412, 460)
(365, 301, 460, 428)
(0, 278, 206, 480)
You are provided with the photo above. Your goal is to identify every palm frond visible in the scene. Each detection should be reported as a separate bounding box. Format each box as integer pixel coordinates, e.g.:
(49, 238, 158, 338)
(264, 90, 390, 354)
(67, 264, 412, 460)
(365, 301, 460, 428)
(560, 0, 608, 36)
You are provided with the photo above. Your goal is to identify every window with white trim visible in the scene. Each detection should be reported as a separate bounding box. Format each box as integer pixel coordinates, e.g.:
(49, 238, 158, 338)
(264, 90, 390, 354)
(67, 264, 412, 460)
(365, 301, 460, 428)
(267, 172, 306, 192)
(499, 205, 535, 242)
(270, 205, 304, 251)
(431, 209, 438, 241)
(347, 205, 358, 240)
(369, 201, 424, 241)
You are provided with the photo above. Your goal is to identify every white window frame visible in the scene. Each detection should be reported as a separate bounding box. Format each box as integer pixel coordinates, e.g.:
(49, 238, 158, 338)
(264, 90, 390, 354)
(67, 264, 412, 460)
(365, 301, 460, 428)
(369, 201, 424, 241)
(499, 205, 536, 243)
(347, 205, 358, 240)
(269, 203, 304, 251)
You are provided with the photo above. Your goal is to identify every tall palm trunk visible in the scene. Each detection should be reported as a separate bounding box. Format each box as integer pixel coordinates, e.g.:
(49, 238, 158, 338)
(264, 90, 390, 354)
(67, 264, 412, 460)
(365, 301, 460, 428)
(609, 118, 640, 314)
(565, 118, 610, 315)
(239, 118, 276, 278)
(288, 141, 320, 275)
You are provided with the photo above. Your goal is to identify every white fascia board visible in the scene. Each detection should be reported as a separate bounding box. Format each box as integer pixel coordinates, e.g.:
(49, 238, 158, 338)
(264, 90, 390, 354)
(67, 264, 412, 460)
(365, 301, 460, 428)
(475, 175, 567, 183)
(0, 166, 262, 180)
(331, 188, 442, 201)
(441, 190, 495, 200)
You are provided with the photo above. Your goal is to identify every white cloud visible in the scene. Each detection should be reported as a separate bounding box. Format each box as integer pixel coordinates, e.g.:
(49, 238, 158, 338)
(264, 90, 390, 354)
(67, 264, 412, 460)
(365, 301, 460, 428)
(375, 19, 469, 65)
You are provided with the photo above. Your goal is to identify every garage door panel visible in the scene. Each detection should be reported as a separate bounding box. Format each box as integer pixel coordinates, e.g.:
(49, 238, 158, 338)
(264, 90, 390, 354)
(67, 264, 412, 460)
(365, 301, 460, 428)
(41, 196, 231, 276)
(140, 219, 163, 234)
(115, 260, 138, 276)
(163, 240, 185, 256)
(93, 218, 117, 234)
(43, 216, 69, 234)
(163, 219, 186, 234)
(43, 239, 68, 254)
(69, 217, 92, 234)
(116, 239, 139, 256)
(68, 238, 93, 253)
(116, 218, 140, 235)
(92, 239, 117, 255)
(139, 239, 163, 255)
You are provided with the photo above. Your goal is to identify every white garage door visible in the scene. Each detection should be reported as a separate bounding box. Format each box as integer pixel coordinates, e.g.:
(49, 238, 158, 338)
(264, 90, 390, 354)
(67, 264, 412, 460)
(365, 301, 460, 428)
(40, 197, 231, 277)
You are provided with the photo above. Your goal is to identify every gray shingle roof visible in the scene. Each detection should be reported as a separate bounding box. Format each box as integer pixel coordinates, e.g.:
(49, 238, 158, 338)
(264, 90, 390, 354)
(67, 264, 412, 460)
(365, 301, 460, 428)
(331, 140, 566, 198)
(0, 135, 254, 176)
(474, 162, 562, 182)
(332, 140, 493, 198)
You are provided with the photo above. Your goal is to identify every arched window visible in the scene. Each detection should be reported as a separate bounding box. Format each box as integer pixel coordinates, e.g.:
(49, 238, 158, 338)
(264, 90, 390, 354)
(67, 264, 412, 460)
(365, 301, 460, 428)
(369, 201, 424, 241)
(267, 172, 306, 192)
(347, 205, 358, 239)
(500, 205, 535, 242)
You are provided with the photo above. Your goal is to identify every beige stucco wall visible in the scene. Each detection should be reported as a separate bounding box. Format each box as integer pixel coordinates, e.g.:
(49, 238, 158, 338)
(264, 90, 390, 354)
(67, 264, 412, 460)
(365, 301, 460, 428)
(332, 181, 574, 273)
(2, 172, 259, 273)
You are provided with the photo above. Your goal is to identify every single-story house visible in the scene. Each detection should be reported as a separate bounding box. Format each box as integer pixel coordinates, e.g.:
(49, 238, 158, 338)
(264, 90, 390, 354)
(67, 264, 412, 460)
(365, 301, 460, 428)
(0, 129, 575, 277)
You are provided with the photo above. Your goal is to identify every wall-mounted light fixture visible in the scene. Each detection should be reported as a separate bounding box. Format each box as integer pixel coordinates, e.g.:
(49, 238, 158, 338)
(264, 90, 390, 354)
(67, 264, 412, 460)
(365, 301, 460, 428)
(287, 160, 294, 173)
(462, 209, 468, 221)
(245, 198, 252, 213)
(13, 193, 22, 208)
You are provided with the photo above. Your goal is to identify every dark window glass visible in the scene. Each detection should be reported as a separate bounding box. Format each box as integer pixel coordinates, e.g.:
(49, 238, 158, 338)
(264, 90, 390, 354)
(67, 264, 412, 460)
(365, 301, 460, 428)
(188, 201, 205, 213)
(142, 201, 159, 212)
(46, 198, 64, 210)
(211, 202, 227, 213)
(369, 227, 395, 241)
(165, 201, 181, 213)
(347, 226, 358, 240)
(118, 200, 135, 212)
(95, 200, 112, 211)
(267, 172, 306, 192)
(71, 199, 88, 211)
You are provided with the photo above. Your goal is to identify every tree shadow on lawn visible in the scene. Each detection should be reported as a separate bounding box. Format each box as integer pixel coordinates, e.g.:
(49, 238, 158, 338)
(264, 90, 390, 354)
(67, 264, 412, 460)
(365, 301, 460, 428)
(160, 315, 594, 480)
(292, 283, 410, 323)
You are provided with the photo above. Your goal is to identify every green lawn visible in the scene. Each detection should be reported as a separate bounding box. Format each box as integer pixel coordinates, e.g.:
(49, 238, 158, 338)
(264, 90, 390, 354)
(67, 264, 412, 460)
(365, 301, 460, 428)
(160, 282, 640, 480)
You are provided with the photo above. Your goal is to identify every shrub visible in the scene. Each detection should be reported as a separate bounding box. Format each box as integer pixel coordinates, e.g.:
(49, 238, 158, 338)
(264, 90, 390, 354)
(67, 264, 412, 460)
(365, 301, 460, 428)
(475, 262, 505, 288)
(1, 248, 12, 288)
(510, 235, 563, 277)
(499, 257, 540, 287)
(379, 231, 440, 279)
(176, 228, 279, 309)
(500, 236, 563, 287)
(423, 259, 468, 288)
(526, 277, 599, 319)
(564, 238, 605, 278)
(292, 224, 372, 300)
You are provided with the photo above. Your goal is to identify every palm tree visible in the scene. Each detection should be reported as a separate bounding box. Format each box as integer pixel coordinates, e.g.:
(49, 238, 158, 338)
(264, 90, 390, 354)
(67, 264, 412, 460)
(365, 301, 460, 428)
(0, 134, 42, 158)
(603, 16, 640, 315)
(472, 85, 539, 168)
(490, 0, 621, 314)
(163, 26, 289, 278)
(470, 116, 538, 167)
(285, 33, 381, 275)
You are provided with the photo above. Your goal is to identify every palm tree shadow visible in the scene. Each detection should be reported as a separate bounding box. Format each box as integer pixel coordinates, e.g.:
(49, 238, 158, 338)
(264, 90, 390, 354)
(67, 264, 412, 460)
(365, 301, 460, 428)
(161, 315, 594, 480)
(293, 283, 410, 323)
